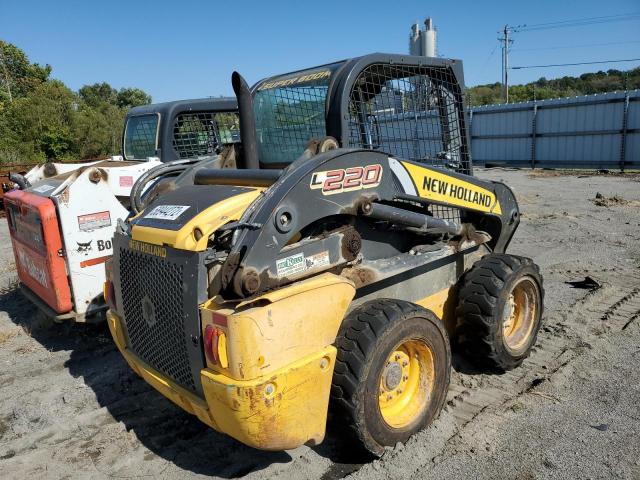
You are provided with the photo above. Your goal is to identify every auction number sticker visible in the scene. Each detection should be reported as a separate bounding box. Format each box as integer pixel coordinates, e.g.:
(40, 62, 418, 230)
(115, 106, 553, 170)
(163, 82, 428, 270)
(145, 205, 190, 221)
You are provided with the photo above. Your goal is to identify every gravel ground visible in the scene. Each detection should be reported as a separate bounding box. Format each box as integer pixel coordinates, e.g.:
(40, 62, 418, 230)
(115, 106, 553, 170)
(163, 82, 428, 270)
(0, 168, 639, 479)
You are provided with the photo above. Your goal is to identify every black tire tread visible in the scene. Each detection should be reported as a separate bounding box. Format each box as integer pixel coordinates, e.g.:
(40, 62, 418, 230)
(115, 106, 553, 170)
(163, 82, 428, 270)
(455, 253, 544, 371)
(331, 299, 449, 453)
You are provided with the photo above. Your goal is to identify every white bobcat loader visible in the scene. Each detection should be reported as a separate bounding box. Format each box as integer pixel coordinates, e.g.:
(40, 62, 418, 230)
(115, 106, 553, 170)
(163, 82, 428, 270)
(5, 98, 239, 322)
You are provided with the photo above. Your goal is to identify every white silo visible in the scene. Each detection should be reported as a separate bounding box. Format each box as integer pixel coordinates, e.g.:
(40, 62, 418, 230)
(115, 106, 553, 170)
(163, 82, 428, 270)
(409, 17, 438, 57)
(421, 17, 437, 57)
(409, 22, 421, 56)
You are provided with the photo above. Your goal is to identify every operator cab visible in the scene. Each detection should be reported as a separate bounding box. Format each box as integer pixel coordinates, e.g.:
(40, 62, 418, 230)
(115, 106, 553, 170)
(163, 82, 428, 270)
(123, 98, 240, 163)
(247, 54, 470, 174)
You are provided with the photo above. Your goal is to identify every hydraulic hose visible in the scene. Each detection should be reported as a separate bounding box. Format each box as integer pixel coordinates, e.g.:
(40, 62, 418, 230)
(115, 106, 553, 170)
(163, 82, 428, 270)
(9, 172, 30, 190)
(360, 201, 463, 236)
(130, 159, 198, 214)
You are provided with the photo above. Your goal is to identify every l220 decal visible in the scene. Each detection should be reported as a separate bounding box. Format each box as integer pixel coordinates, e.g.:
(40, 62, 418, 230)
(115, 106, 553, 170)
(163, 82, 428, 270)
(310, 164, 382, 195)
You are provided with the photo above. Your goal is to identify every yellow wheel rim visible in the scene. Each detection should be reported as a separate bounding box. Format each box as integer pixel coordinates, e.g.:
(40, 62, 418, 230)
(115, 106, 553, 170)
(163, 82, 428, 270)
(502, 276, 539, 354)
(378, 339, 435, 429)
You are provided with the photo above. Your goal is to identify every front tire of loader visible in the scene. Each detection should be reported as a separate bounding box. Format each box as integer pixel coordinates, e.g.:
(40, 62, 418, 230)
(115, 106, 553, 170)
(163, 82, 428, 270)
(455, 253, 544, 372)
(331, 299, 451, 456)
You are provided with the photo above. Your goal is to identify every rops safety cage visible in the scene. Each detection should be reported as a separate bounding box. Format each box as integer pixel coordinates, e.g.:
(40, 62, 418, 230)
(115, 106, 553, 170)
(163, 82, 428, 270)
(250, 53, 472, 222)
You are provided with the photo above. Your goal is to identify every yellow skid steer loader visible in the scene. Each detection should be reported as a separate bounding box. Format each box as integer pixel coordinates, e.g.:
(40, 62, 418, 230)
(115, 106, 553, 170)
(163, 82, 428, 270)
(105, 54, 543, 454)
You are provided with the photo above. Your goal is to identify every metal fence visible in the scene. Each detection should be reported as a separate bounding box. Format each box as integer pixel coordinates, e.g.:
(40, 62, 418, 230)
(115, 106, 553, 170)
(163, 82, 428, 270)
(468, 90, 640, 170)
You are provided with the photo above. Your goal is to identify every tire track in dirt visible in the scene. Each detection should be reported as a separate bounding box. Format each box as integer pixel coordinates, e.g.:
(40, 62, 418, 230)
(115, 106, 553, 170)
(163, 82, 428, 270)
(2, 162, 640, 480)
(394, 269, 640, 477)
(341, 268, 640, 479)
(2, 271, 639, 480)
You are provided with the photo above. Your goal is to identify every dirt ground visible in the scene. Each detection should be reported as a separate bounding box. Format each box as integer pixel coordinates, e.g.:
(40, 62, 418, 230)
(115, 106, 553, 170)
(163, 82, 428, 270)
(0, 169, 639, 479)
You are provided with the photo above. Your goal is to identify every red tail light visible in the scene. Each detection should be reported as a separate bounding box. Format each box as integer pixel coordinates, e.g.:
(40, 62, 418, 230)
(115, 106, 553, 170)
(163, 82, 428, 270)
(203, 324, 228, 368)
(204, 325, 220, 364)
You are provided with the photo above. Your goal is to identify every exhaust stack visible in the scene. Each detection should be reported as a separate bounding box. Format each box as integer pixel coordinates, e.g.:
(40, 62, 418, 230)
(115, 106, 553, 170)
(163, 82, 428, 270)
(232, 72, 260, 170)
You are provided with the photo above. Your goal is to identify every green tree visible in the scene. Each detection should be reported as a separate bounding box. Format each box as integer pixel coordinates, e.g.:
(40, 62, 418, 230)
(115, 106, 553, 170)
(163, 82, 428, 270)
(116, 87, 151, 108)
(0, 41, 153, 165)
(0, 40, 51, 105)
(467, 67, 640, 106)
(74, 102, 123, 159)
(78, 82, 118, 107)
(1, 80, 77, 163)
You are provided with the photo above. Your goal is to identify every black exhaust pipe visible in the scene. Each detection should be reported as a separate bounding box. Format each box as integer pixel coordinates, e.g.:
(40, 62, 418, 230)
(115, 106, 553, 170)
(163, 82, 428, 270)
(195, 169, 281, 187)
(232, 71, 260, 170)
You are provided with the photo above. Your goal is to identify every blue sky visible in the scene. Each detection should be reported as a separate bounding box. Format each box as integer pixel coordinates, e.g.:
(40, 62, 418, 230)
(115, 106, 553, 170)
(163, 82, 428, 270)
(2, 0, 639, 102)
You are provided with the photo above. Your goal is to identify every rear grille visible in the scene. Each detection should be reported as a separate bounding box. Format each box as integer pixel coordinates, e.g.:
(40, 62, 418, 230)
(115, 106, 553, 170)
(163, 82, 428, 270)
(119, 247, 196, 392)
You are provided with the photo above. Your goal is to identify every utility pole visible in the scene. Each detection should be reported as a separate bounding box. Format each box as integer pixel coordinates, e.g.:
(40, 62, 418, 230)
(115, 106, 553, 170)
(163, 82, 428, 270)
(498, 25, 514, 103)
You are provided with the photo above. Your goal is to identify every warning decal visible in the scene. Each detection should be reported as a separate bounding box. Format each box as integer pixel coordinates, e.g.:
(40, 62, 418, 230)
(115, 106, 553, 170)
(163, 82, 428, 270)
(119, 175, 134, 187)
(78, 211, 111, 232)
(305, 251, 330, 270)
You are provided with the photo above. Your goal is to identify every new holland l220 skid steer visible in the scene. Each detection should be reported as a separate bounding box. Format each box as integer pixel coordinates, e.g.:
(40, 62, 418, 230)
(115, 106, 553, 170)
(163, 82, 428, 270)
(105, 54, 543, 454)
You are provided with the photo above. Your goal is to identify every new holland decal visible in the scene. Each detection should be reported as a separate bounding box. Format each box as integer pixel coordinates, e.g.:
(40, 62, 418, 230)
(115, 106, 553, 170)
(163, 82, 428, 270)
(310, 164, 382, 195)
(399, 161, 502, 214)
(128, 239, 167, 258)
(276, 253, 306, 277)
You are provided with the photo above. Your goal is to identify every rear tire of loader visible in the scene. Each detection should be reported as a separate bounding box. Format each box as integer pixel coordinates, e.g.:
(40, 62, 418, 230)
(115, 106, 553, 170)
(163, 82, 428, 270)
(331, 299, 451, 456)
(455, 253, 544, 372)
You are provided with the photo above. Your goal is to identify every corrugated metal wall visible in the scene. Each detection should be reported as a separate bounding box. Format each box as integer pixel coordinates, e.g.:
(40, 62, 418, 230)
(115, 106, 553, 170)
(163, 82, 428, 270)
(469, 90, 640, 169)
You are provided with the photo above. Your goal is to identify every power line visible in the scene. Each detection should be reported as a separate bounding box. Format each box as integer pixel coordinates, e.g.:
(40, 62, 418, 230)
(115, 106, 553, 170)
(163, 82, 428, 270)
(520, 12, 639, 28)
(516, 13, 640, 32)
(512, 39, 640, 52)
(511, 58, 640, 69)
(498, 12, 640, 101)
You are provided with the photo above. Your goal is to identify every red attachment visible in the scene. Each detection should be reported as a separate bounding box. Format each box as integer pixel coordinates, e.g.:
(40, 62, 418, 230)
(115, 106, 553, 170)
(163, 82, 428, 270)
(4, 189, 72, 313)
